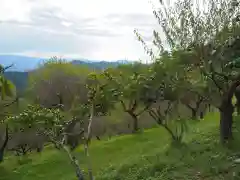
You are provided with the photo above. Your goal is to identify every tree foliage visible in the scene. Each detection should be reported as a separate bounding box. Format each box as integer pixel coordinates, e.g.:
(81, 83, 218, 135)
(102, 63, 156, 132)
(135, 0, 240, 143)
(2, 1, 240, 179)
(0, 64, 17, 162)
(28, 58, 91, 109)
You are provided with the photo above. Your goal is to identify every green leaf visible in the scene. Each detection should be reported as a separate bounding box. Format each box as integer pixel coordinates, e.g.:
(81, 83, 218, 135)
(4, 79, 15, 97)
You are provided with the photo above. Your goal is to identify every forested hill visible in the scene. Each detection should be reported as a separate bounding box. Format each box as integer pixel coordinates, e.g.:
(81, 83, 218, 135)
(3, 57, 131, 94)
(71, 60, 130, 69)
(5, 71, 29, 95)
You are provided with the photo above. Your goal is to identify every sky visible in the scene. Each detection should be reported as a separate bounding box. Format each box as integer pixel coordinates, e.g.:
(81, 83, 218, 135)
(0, 0, 162, 61)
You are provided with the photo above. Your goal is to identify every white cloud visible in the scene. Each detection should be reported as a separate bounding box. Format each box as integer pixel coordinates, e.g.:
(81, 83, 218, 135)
(0, 0, 160, 61)
(0, 0, 33, 22)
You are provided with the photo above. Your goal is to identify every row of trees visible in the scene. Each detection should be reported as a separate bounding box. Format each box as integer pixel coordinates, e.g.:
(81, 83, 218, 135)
(136, 0, 240, 143)
(0, 0, 240, 179)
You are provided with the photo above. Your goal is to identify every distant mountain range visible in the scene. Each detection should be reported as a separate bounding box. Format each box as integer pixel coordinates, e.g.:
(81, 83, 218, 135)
(0, 55, 131, 72)
(0, 55, 45, 72)
(0, 55, 132, 94)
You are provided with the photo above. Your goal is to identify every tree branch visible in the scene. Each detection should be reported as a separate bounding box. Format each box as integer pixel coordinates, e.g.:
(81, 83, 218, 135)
(210, 73, 223, 93)
(3, 64, 14, 73)
(120, 100, 127, 112)
(200, 66, 223, 93)
(185, 103, 194, 111)
(62, 130, 84, 136)
(136, 103, 152, 116)
(148, 109, 160, 123)
(1, 97, 18, 108)
(0, 124, 8, 152)
(164, 101, 172, 116)
(131, 100, 137, 112)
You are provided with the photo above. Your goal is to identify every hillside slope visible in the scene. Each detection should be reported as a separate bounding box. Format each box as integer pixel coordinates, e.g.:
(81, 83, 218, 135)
(5, 71, 29, 94)
(2, 55, 132, 92)
(1, 113, 240, 180)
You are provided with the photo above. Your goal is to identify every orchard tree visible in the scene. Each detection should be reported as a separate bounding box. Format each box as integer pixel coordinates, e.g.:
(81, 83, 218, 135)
(0, 64, 18, 162)
(102, 63, 155, 133)
(136, 0, 240, 143)
(7, 70, 116, 180)
(6, 104, 87, 179)
(180, 81, 210, 119)
(28, 57, 90, 110)
(82, 71, 118, 180)
(6, 105, 86, 179)
(141, 51, 190, 143)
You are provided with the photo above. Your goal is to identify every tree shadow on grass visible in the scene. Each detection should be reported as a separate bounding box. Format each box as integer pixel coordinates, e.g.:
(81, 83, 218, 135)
(0, 166, 14, 180)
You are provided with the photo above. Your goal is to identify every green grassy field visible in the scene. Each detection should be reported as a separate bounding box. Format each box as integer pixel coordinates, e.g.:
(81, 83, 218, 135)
(1, 112, 240, 180)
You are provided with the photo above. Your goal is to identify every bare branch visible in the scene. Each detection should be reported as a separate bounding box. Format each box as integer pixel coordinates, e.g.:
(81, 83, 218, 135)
(120, 100, 127, 112)
(136, 103, 152, 116)
(1, 97, 18, 108)
(3, 64, 14, 73)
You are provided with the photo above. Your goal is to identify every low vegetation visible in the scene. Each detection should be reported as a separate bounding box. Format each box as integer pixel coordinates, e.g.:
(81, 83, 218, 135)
(2, 113, 240, 180)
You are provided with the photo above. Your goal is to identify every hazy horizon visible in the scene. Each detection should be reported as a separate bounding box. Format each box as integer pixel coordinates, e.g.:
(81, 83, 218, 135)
(0, 53, 138, 62)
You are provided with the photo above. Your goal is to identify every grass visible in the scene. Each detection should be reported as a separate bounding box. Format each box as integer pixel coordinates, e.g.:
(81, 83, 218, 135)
(1, 112, 240, 179)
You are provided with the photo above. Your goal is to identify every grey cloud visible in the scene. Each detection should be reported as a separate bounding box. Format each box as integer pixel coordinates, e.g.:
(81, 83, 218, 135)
(0, 23, 100, 55)
(72, 27, 120, 37)
(1, 7, 157, 38)
(104, 13, 157, 28)
(30, 8, 121, 37)
(0, 5, 157, 56)
(0, 6, 116, 55)
(99, 13, 158, 39)
(30, 8, 64, 26)
(1, 7, 116, 37)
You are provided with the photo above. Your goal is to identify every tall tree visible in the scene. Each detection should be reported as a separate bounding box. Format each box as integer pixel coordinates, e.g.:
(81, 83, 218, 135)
(180, 82, 210, 119)
(83, 71, 117, 180)
(141, 50, 190, 143)
(7, 70, 116, 180)
(103, 63, 154, 133)
(136, 0, 240, 143)
(0, 64, 17, 162)
(28, 57, 90, 110)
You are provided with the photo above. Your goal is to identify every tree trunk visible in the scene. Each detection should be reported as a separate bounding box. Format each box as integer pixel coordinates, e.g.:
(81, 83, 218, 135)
(235, 90, 240, 114)
(62, 145, 85, 180)
(185, 104, 198, 120)
(0, 150, 4, 163)
(219, 78, 240, 143)
(0, 125, 9, 163)
(235, 87, 240, 114)
(200, 111, 204, 119)
(162, 124, 176, 141)
(96, 136, 101, 141)
(84, 104, 94, 180)
(128, 112, 139, 133)
(191, 109, 198, 120)
(84, 144, 94, 180)
(236, 104, 240, 115)
(208, 104, 211, 112)
(51, 133, 84, 180)
(219, 102, 234, 143)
